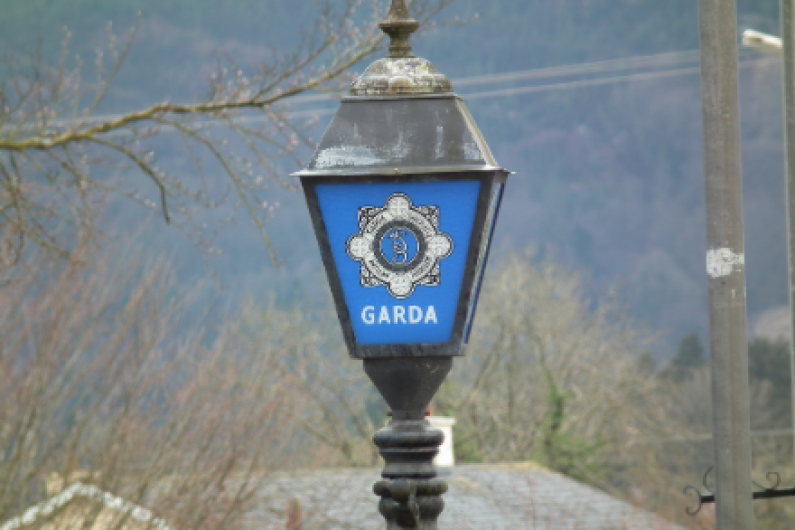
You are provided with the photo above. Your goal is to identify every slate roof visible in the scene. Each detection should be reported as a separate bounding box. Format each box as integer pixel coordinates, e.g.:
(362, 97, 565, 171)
(0, 481, 172, 530)
(246, 462, 686, 530)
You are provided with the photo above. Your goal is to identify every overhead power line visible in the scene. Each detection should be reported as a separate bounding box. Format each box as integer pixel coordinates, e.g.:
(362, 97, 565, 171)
(452, 49, 703, 88)
(287, 55, 775, 119)
(460, 57, 775, 101)
(2, 50, 778, 133)
(282, 49, 704, 105)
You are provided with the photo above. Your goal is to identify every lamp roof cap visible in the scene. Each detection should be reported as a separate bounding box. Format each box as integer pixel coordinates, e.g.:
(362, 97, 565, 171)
(350, 0, 452, 96)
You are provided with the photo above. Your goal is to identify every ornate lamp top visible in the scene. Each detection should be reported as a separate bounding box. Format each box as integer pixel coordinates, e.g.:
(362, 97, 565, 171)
(379, 0, 420, 58)
(350, 0, 453, 96)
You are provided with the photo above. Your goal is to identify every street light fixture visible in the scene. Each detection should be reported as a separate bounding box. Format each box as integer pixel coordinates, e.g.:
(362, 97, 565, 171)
(293, 1, 510, 527)
(742, 29, 783, 52)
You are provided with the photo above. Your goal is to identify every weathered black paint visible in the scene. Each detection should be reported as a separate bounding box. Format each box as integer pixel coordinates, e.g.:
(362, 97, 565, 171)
(365, 357, 452, 529)
(293, 6, 510, 525)
(294, 95, 502, 178)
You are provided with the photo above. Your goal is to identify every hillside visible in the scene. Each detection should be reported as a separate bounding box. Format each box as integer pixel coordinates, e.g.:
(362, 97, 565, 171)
(0, 0, 787, 355)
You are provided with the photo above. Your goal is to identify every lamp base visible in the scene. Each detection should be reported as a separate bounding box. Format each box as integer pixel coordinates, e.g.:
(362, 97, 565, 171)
(363, 357, 452, 529)
(373, 419, 448, 529)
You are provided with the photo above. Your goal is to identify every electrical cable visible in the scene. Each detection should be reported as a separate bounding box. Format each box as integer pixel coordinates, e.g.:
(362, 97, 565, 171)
(2, 51, 778, 132)
(285, 56, 777, 119)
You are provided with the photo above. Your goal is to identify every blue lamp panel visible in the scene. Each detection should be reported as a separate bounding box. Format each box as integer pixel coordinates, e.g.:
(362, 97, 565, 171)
(316, 180, 481, 345)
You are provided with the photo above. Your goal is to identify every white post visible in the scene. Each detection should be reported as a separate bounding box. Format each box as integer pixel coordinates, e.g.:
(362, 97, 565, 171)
(428, 416, 456, 467)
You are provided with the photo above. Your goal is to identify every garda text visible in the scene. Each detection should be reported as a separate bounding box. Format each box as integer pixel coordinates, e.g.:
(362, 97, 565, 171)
(361, 305, 438, 325)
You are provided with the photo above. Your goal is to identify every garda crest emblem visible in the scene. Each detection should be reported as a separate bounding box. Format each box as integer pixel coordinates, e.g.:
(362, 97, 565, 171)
(345, 193, 453, 299)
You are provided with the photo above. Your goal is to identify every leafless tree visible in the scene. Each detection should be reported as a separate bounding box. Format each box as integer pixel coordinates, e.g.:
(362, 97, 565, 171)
(431, 251, 715, 526)
(0, 0, 456, 274)
(436, 252, 658, 470)
(0, 241, 329, 529)
(236, 298, 381, 468)
(428, 250, 795, 528)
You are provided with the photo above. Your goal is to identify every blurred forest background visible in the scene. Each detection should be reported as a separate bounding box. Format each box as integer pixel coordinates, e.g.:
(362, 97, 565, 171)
(2, 0, 795, 528)
(0, 0, 788, 353)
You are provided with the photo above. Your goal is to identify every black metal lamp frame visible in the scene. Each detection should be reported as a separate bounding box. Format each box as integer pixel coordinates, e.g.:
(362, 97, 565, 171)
(299, 166, 506, 530)
(293, 3, 510, 527)
(301, 170, 506, 360)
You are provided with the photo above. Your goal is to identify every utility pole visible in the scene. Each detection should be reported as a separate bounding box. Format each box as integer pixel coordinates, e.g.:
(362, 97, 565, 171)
(780, 0, 795, 478)
(697, 0, 754, 528)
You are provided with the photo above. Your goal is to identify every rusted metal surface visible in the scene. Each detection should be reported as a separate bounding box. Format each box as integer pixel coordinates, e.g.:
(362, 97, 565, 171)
(697, 0, 754, 527)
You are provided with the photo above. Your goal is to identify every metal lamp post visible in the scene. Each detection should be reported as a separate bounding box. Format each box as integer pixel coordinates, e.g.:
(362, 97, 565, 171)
(293, 1, 510, 527)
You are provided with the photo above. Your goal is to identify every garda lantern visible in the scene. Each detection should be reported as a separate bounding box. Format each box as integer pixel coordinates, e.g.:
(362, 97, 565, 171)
(293, 1, 510, 528)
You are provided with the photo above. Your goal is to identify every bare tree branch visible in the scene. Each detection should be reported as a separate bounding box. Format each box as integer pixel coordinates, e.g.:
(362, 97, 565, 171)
(0, 0, 456, 268)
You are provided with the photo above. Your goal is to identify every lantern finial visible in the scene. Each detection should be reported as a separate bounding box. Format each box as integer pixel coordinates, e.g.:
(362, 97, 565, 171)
(380, 0, 420, 58)
(349, 0, 451, 95)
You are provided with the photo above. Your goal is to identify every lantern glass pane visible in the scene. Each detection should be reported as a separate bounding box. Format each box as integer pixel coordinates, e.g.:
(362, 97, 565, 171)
(315, 180, 481, 345)
(463, 182, 505, 343)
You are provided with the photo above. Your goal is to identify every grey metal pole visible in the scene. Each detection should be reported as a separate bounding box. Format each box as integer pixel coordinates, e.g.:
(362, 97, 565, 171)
(780, 0, 795, 474)
(697, 0, 755, 528)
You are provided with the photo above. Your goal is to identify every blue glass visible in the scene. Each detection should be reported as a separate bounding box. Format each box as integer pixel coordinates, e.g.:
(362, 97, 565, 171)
(316, 180, 481, 345)
(463, 183, 504, 343)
